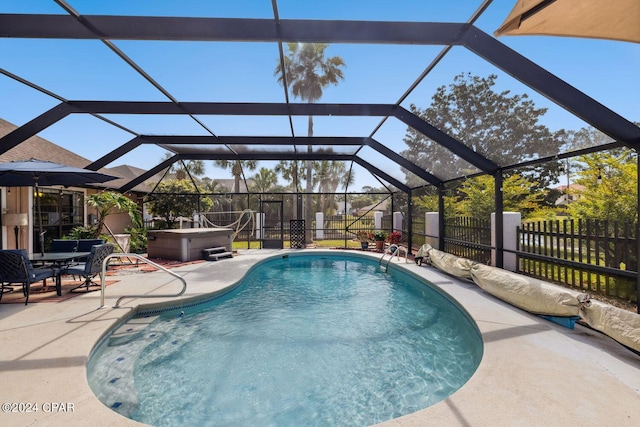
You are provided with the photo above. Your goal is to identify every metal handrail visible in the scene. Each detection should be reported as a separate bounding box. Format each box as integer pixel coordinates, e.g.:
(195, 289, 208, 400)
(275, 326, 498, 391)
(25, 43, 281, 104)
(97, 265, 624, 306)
(99, 253, 187, 309)
(378, 244, 408, 272)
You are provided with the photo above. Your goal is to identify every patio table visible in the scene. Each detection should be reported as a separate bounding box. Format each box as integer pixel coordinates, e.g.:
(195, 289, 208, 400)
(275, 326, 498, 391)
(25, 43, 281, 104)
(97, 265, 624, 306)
(29, 252, 90, 296)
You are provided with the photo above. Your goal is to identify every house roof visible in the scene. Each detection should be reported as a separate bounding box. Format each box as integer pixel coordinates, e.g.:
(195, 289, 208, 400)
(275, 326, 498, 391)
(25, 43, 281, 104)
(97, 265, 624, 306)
(555, 184, 587, 192)
(0, 118, 154, 194)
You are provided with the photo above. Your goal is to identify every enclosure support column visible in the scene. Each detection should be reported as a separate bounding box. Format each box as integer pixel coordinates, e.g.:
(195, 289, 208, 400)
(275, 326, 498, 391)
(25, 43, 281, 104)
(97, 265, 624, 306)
(315, 212, 324, 240)
(407, 189, 413, 254)
(636, 151, 640, 313)
(494, 170, 504, 268)
(438, 184, 445, 251)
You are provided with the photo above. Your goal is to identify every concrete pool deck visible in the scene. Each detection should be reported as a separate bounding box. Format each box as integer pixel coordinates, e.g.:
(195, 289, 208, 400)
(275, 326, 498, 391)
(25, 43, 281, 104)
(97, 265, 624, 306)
(1, 249, 639, 427)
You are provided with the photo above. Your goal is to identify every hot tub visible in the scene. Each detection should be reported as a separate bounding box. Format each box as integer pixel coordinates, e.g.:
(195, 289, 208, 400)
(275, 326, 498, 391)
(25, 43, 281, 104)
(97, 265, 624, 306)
(146, 228, 233, 262)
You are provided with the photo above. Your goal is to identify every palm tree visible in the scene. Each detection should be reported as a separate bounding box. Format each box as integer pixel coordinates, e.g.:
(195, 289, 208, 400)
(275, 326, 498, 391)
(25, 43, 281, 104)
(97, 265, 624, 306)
(161, 152, 205, 180)
(314, 159, 353, 215)
(250, 168, 278, 193)
(213, 160, 257, 193)
(274, 43, 345, 242)
(275, 160, 306, 192)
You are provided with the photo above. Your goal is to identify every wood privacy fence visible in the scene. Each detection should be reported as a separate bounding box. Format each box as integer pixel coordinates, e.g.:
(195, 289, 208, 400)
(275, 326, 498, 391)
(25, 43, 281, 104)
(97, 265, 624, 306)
(517, 219, 637, 304)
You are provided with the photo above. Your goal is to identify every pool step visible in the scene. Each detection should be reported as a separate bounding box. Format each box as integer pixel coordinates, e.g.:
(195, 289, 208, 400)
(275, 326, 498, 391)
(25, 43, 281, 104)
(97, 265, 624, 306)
(202, 246, 233, 261)
(108, 315, 159, 346)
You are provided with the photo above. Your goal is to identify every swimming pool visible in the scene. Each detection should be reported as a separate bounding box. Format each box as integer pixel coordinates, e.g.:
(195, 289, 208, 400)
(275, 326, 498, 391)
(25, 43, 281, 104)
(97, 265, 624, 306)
(88, 253, 483, 426)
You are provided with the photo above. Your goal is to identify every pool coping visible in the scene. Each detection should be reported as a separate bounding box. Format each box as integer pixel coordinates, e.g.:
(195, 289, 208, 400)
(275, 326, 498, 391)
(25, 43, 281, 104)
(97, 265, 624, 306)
(1, 249, 639, 426)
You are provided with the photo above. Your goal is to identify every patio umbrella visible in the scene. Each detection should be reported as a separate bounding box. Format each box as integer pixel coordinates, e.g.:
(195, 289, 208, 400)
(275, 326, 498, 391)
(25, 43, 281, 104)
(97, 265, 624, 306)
(494, 0, 640, 44)
(0, 159, 119, 255)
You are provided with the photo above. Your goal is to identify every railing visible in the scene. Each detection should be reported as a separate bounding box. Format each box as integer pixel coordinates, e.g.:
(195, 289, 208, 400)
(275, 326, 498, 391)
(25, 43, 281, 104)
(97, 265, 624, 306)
(378, 244, 409, 272)
(517, 219, 637, 304)
(99, 253, 187, 309)
(444, 216, 492, 264)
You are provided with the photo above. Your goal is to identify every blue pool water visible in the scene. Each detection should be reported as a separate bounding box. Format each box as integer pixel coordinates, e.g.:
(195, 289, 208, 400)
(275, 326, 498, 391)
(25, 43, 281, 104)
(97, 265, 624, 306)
(88, 253, 483, 426)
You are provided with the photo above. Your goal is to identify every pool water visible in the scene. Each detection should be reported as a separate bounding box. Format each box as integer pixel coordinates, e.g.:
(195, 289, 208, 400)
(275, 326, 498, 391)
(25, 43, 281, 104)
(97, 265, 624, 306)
(88, 254, 483, 426)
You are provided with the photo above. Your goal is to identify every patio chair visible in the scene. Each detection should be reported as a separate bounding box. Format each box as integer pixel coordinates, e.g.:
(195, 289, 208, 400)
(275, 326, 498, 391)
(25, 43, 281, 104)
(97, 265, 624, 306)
(75, 239, 105, 262)
(67, 244, 115, 292)
(0, 249, 58, 305)
(49, 239, 79, 253)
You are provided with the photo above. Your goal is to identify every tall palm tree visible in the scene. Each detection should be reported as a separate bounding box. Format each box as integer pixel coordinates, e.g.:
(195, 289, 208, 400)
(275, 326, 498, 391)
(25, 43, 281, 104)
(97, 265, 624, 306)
(213, 160, 258, 193)
(275, 160, 306, 192)
(250, 168, 278, 193)
(275, 43, 345, 242)
(314, 159, 353, 215)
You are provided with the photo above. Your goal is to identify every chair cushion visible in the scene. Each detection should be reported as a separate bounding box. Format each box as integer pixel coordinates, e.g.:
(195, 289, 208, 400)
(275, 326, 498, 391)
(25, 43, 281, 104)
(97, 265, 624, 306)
(66, 263, 87, 275)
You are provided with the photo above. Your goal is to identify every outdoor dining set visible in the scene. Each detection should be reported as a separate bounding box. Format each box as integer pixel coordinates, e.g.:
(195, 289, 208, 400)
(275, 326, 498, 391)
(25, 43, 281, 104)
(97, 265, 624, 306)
(0, 239, 114, 305)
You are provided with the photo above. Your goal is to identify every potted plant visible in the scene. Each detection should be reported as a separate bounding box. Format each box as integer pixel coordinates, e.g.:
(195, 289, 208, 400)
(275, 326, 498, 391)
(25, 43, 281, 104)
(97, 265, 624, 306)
(371, 230, 387, 251)
(389, 231, 402, 244)
(356, 230, 372, 250)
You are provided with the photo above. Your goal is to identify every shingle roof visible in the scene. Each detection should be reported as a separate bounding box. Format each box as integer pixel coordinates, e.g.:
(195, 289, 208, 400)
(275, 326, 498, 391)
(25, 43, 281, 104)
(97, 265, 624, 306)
(0, 118, 154, 193)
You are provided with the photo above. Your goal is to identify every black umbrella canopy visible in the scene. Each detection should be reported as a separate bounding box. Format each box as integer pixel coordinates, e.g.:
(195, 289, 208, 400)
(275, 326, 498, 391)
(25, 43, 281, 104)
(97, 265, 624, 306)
(0, 158, 119, 187)
(0, 159, 119, 254)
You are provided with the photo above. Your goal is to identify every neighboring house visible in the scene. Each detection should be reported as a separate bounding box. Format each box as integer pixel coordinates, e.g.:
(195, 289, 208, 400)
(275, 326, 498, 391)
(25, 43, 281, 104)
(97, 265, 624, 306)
(355, 198, 389, 215)
(0, 118, 153, 251)
(554, 184, 586, 206)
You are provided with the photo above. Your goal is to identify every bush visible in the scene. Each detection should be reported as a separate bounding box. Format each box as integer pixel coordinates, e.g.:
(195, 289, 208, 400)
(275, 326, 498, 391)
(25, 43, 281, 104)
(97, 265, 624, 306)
(126, 226, 148, 254)
(67, 225, 98, 240)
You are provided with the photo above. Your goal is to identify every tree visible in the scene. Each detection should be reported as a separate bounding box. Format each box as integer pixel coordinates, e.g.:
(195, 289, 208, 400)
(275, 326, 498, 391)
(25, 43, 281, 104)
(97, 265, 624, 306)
(453, 174, 547, 220)
(250, 168, 278, 193)
(275, 43, 346, 242)
(275, 160, 306, 192)
(146, 180, 213, 229)
(161, 153, 205, 180)
(401, 73, 563, 191)
(567, 148, 638, 223)
(213, 160, 257, 193)
(200, 177, 229, 193)
(86, 191, 141, 239)
(314, 158, 353, 215)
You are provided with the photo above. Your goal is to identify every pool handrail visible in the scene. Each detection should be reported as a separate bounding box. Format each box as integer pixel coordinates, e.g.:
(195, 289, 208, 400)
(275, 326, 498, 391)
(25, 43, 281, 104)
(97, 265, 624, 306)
(379, 244, 409, 271)
(99, 253, 187, 309)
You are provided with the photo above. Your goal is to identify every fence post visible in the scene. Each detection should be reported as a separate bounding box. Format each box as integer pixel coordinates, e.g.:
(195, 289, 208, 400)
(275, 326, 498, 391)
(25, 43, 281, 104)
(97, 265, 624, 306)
(492, 212, 521, 271)
(315, 212, 324, 240)
(392, 212, 403, 233)
(255, 212, 265, 240)
(425, 212, 440, 250)
(374, 211, 383, 230)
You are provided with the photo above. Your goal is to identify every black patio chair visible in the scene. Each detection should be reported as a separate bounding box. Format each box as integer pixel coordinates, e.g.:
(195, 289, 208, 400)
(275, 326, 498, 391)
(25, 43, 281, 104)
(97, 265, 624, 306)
(75, 239, 105, 262)
(49, 239, 79, 253)
(67, 244, 115, 292)
(0, 250, 58, 305)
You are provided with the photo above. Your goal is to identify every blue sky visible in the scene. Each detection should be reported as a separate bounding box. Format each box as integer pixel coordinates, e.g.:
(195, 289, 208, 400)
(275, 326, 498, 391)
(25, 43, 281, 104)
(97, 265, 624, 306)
(1, 0, 638, 190)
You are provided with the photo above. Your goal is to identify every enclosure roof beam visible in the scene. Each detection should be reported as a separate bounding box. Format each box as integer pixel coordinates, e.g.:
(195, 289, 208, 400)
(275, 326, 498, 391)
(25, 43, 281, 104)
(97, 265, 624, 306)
(87, 136, 146, 171)
(393, 106, 499, 173)
(0, 14, 467, 45)
(0, 103, 82, 156)
(145, 134, 441, 186)
(118, 151, 409, 193)
(461, 27, 640, 149)
(118, 155, 177, 193)
(66, 101, 397, 116)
